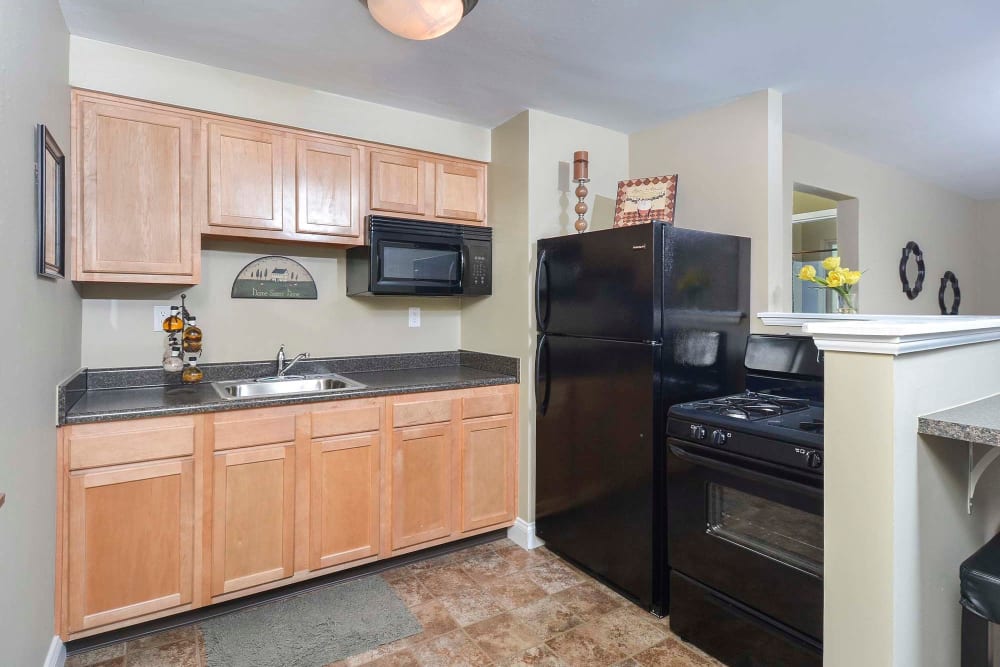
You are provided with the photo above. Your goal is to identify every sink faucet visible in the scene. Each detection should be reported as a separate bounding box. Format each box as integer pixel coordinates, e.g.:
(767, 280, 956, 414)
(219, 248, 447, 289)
(276, 344, 310, 377)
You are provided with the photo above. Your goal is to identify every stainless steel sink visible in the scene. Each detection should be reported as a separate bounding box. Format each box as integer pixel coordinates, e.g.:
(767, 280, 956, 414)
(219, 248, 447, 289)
(212, 373, 366, 400)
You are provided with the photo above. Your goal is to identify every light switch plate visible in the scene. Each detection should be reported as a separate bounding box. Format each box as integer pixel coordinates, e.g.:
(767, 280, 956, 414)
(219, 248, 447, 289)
(408, 307, 421, 328)
(153, 305, 172, 332)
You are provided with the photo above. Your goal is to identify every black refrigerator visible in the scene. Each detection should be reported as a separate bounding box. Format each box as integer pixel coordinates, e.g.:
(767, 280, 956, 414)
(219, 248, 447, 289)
(534, 221, 750, 614)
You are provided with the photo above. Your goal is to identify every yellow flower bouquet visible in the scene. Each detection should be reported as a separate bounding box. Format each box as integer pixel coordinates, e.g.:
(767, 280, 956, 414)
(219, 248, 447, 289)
(797, 256, 862, 313)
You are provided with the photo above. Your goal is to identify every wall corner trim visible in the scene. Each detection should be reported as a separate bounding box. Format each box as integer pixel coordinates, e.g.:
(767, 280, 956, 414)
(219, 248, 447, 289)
(43, 635, 65, 667)
(507, 518, 545, 550)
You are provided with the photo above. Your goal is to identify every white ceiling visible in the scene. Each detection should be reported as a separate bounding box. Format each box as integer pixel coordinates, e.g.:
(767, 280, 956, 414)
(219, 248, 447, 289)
(59, 0, 1000, 198)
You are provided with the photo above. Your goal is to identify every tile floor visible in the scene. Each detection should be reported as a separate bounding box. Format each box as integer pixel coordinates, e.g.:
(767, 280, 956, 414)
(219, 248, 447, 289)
(66, 539, 721, 667)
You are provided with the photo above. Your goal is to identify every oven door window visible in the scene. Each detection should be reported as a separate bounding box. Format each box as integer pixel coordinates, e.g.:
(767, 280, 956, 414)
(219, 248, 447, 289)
(379, 242, 461, 285)
(707, 483, 823, 577)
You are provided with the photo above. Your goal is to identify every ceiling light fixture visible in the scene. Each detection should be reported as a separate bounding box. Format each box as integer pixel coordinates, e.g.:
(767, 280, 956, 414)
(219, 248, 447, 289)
(360, 0, 479, 41)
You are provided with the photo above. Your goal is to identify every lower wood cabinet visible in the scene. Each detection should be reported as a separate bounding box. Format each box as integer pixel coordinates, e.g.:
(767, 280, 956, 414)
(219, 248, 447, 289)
(211, 444, 295, 596)
(460, 415, 516, 532)
(56, 385, 517, 640)
(309, 433, 380, 570)
(66, 459, 194, 633)
(390, 423, 454, 551)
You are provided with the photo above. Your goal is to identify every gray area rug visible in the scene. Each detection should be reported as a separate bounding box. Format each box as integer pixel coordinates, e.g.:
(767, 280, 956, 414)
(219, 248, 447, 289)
(199, 576, 422, 667)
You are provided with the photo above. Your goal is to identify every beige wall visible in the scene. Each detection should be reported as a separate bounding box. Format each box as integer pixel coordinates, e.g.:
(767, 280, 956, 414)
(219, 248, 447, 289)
(69, 37, 490, 161)
(977, 199, 1000, 313)
(630, 90, 783, 325)
(461, 110, 629, 521)
(824, 342, 1000, 666)
(0, 0, 78, 664)
(81, 242, 462, 367)
(785, 134, 986, 315)
(68, 37, 495, 368)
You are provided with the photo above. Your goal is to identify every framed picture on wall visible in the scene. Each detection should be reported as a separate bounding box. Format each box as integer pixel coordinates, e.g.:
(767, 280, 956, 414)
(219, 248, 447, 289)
(36, 124, 66, 278)
(613, 175, 678, 227)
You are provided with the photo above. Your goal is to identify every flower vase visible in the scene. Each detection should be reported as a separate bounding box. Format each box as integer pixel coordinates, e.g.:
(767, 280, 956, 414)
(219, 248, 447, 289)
(837, 291, 857, 315)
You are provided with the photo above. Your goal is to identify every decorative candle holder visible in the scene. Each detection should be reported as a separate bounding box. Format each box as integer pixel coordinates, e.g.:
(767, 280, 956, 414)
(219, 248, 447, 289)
(573, 151, 590, 234)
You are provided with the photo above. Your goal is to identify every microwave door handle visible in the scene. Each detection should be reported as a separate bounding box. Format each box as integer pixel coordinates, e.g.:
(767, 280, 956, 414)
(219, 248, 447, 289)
(459, 246, 466, 284)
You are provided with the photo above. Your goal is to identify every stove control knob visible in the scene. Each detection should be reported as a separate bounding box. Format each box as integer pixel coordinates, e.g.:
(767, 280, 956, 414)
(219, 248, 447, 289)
(805, 450, 823, 469)
(689, 424, 707, 440)
(710, 429, 728, 446)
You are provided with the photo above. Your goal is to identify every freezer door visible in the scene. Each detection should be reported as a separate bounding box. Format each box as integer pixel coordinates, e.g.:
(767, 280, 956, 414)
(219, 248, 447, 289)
(536, 224, 662, 341)
(535, 334, 662, 611)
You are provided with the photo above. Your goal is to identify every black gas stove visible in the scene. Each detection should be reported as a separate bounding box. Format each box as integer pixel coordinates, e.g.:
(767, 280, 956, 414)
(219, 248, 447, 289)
(666, 334, 825, 667)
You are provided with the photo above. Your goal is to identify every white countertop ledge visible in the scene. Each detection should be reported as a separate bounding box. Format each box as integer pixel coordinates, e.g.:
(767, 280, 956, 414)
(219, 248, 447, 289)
(798, 316, 1000, 355)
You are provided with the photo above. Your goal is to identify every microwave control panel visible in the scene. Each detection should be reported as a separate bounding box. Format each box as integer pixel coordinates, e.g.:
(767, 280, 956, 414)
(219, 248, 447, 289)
(465, 242, 492, 295)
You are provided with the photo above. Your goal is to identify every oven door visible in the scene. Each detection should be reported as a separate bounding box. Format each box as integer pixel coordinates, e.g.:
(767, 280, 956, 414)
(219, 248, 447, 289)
(372, 234, 465, 295)
(667, 438, 823, 640)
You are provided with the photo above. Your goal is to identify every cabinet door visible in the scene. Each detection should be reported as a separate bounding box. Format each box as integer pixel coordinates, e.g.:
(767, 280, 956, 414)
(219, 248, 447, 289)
(207, 122, 286, 232)
(435, 160, 486, 223)
(309, 433, 380, 570)
(460, 416, 516, 531)
(212, 444, 295, 596)
(296, 138, 361, 239)
(67, 459, 194, 633)
(78, 100, 197, 280)
(370, 151, 428, 216)
(390, 424, 453, 550)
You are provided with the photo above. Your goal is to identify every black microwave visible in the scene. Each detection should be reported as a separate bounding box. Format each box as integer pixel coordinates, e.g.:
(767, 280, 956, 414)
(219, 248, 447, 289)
(346, 216, 492, 296)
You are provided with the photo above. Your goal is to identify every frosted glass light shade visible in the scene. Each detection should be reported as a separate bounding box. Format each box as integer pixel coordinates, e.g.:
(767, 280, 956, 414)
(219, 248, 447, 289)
(367, 0, 465, 40)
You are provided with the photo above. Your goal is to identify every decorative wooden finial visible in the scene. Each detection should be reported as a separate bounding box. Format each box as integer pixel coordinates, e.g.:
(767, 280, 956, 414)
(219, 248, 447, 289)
(573, 151, 590, 233)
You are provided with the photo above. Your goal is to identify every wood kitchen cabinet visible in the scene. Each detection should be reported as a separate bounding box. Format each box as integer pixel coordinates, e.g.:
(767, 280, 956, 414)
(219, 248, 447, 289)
(308, 399, 382, 570)
(209, 408, 298, 597)
(369, 150, 487, 225)
(205, 121, 288, 235)
(72, 94, 200, 283)
(459, 414, 516, 532)
(56, 385, 515, 640)
(295, 137, 363, 240)
(435, 160, 486, 223)
(389, 422, 455, 551)
(58, 416, 198, 636)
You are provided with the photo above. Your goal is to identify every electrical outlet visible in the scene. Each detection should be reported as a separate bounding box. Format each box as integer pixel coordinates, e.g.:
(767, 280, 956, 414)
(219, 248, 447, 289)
(153, 305, 172, 332)
(408, 307, 421, 328)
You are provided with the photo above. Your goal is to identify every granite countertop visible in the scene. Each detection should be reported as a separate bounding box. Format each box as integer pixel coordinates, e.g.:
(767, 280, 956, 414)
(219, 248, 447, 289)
(918, 393, 1000, 446)
(60, 351, 518, 425)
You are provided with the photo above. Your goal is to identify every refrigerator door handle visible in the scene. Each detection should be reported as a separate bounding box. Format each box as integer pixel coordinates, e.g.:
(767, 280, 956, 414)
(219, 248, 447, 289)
(535, 250, 550, 331)
(535, 335, 551, 416)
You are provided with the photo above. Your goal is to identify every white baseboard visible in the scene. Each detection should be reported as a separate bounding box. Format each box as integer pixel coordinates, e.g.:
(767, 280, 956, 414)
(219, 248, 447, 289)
(507, 517, 545, 550)
(43, 635, 65, 667)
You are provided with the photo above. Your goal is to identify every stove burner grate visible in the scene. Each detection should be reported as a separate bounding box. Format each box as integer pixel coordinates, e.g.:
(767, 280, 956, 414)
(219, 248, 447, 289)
(689, 391, 810, 421)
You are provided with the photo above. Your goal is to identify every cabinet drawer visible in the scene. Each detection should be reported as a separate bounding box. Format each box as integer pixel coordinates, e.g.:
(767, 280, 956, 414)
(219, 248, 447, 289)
(392, 396, 454, 428)
(67, 417, 196, 470)
(213, 409, 298, 450)
(462, 390, 515, 420)
(312, 401, 382, 438)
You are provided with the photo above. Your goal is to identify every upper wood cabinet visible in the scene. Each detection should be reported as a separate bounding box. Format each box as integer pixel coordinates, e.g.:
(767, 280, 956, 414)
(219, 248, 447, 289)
(73, 95, 200, 283)
(70, 90, 488, 283)
(206, 121, 288, 234)
(369, 150, 487, 225)
(436, 160, 486, 223)
(369, 151, 429, 217)
(295, 137, 362, 240)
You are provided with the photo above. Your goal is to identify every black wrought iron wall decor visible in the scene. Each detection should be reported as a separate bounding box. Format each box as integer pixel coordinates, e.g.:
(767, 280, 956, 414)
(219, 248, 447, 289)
(899, 241, 925, 300)
(938, 271, 961, 315)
